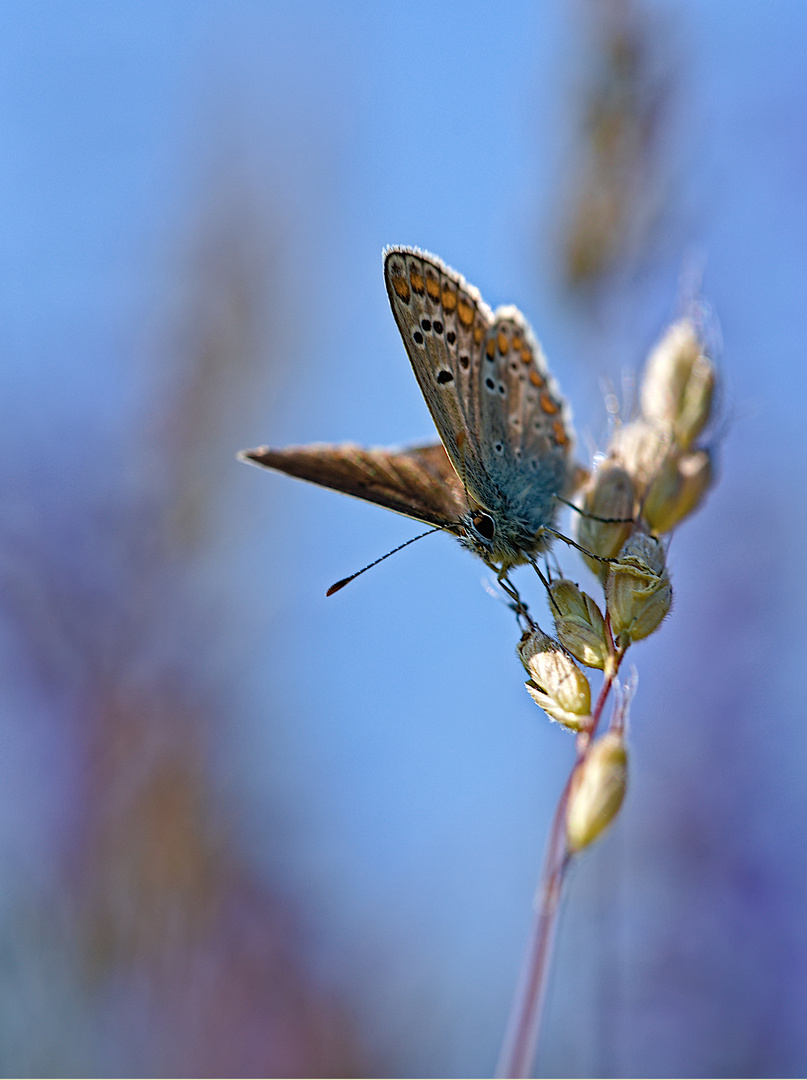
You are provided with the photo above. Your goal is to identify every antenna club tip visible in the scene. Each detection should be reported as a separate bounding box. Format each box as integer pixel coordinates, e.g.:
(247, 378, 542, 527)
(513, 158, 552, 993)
(326, 577, 352, 596)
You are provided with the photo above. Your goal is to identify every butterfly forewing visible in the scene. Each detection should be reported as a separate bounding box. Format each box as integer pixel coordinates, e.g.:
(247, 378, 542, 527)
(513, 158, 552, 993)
(384, 249, 490, 487)
(239, 443, 466, 530)
(384, 247, 576, 564)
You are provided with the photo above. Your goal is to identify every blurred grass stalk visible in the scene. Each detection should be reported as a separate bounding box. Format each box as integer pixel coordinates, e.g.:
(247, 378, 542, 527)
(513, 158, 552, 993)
(558, 0, 674, 300)
(1, 163, 367, 1075)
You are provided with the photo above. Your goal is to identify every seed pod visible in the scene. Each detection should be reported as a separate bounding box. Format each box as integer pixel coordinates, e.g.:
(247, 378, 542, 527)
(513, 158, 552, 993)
(609, 419, 670, 497)
(576, 462, 636, 579)
(639, 317, 716, 448)
(550, 579, 610, 671)
(566, 731, 628, 852)
(606, 532, 672, 648)
(641, 318, 698, 422)
(518, 628, 591, 731)
(675, 352, 716, 449)
(643, 447, 713, 534)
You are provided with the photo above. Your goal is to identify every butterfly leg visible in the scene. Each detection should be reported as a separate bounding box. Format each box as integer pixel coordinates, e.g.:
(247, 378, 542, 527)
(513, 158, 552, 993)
(496, 570, 534, 629)
(531, 560, 564, 618)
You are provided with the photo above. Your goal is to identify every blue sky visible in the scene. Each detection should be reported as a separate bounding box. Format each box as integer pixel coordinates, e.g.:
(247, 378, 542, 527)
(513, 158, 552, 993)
(2, 2, 807, 1075)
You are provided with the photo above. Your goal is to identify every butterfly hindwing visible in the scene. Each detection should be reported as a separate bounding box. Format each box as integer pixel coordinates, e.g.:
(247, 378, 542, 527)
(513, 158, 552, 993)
(475, 309, 575, 529)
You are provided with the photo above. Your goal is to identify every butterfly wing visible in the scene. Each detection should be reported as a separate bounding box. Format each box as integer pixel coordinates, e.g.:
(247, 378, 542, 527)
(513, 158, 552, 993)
(384, 248, 484, 488)
(239, 442, 467, 531)
(384, 247, 575, 562)
(474, 306, 575, 520)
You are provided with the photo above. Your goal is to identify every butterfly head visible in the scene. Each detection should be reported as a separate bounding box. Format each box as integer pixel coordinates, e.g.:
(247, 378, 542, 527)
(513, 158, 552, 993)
(459, 501, 556, 571)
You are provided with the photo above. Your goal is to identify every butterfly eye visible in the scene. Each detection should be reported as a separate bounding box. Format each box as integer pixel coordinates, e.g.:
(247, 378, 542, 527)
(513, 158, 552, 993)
(472, 511, 495, 540)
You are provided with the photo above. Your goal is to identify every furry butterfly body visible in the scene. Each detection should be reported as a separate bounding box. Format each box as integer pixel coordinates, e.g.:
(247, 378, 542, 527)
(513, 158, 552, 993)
(240, 247, 577, 575)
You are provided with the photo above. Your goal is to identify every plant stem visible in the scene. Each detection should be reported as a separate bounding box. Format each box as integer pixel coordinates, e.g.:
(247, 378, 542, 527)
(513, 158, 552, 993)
(496, 647, 624, 1078)
(495, 777, 572, 1078)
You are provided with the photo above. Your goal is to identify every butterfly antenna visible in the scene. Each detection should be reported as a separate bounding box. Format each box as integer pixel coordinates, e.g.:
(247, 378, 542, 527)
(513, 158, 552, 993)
(326, 528, 441, 596)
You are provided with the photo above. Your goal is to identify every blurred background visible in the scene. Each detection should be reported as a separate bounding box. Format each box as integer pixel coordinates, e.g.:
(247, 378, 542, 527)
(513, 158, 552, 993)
(1, 1, 806, 1076)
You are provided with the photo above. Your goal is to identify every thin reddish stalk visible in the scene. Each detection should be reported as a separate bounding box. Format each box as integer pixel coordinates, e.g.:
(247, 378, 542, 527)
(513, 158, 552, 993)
(494, 781, 572, 1078)
(496, 645, 624, 1078)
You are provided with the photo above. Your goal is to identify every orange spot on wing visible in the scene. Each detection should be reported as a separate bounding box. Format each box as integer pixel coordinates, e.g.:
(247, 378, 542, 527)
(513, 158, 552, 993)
(553, 419, 569, 446)
(529, 369, 545, 387)
(392, 273, 411, 303)
(540, 390, 559, 414)
(497, 330, 509, 355)
(410, 268, 425, 294)
(473, 323, 485, 343)
(457, 297, 474, 327)
(442, 287, 457, 311)
(486, 337, 496, 360)
(520, 348, 532, 365)
(426, 274, 440, 301)
(512, 335, 523, 351)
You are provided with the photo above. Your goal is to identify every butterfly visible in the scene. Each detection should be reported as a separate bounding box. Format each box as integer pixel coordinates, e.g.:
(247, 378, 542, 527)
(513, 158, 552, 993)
(239, 247, 579, 591)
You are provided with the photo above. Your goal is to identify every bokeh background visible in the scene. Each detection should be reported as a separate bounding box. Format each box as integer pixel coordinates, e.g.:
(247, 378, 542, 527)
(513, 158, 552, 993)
(2, 1, 806, 1076)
